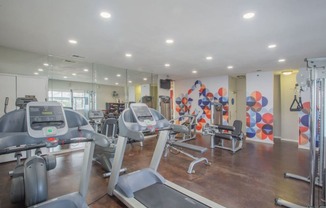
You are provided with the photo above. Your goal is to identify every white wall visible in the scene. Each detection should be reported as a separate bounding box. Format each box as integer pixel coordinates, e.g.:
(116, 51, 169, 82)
(280, 73, 298, 141)
(0, 73, 48, 117)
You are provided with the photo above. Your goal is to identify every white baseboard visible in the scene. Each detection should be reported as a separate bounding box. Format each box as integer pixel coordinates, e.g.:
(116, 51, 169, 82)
(279, 137, 298, 143)
(246, 138, 274, 145)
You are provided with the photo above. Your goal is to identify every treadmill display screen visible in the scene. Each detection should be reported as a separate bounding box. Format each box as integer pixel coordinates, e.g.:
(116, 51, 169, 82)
(132, 106, 153, 121)
(29, 106, 65, 130)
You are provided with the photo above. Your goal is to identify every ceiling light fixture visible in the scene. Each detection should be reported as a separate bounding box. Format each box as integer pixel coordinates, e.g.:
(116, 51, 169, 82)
(268, 44, 277, 49)
(125, 53, 132, 57)
(34, 72, 39, 75)
(69, 39, 78, 44)
(100, 11, 111, 19)
(282, 71, 292, 75)
(43, 63, 49, 66)
(63, 76, 68, 79)
(227, 66, 233, 69)
(115, 82, 119, 85)
(278, 59, 286, 62)
(165, 63, 170, 67)
(38, 68, 44, 72)
(72, 73, 77, 76)
(206, 56, 213, 60)
(143, 78, 147, 81)
(104, 77, 108, 80)
(128, 80, 132, 83)
(83, 68, 89, 72)
(243, 12, 255, 19)
(192, 70, 197, 74)
(117, 74, 121, 77)
(166, 39, 174, 44)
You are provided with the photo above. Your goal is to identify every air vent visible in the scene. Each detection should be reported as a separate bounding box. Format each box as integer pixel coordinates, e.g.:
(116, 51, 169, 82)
(237, 75, 246, 79)
(72, 54, 85, 59)
(64, 59, 76, 63)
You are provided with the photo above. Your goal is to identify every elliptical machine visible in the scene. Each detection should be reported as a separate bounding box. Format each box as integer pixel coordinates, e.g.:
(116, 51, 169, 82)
(88, 110, 126, 177)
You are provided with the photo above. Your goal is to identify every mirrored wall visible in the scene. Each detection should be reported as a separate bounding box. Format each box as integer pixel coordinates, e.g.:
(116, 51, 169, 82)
(0, 46, 159, 117)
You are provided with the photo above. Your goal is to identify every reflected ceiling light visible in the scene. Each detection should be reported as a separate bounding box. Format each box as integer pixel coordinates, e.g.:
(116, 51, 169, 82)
(166, 39, 174, 44)
(227, 66, 233, 69)
(192, 70, 197, 74)
(100, 11, 111, 19)
(278, 59, 286, 62)
(68, 39, 78, 44)
(125, 53, 132, 57)
(117, 74, 121, 77)
(268, 44, 277, 49)
(143, 78, 147, 81)
(282, 71, 292, 75)
(38, 68, 44, 72)
(83, 68, 89, 72)
(206, 56, 213, 60)
(165, 63, 170, 67)
(43, 63, 49, 66)
(128, 80, 132, 83)
(104, 77, 108, 80)
(34, 72, 39, 75)
(72, 73, 77, 76)
(63, 76, 68, 79)
(243, 12, 255, 19)
(115, 82, 119, 85)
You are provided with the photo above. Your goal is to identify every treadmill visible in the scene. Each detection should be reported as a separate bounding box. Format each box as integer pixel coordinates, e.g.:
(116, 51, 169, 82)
(0, 101, 108, 208)
(108, 103, 225, 208)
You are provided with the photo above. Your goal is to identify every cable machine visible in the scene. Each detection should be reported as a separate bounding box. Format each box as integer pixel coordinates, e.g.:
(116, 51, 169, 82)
(275, 57, 326, 207)
(159, 96, 171, 120)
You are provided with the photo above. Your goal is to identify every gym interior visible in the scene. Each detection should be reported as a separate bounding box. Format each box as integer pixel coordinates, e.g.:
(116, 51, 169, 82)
(0, 1, 325, 208)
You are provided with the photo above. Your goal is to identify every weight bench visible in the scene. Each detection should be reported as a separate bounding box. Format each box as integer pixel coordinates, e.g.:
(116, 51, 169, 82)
(164, 124, 210, 174)
(203, 120, 244, 154)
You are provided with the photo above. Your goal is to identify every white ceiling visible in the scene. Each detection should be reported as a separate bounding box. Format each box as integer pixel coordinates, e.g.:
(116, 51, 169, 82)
(0, 0, 326, 80)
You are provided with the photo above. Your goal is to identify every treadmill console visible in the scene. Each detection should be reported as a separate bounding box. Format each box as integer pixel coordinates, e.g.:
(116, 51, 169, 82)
(26, 102, 68, 138)
(129, 103, 156, 127)
(88, 110, 104, 120)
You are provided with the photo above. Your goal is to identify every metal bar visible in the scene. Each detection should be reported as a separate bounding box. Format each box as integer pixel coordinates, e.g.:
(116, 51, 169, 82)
(309, 67, 317, 207)
(79, 141, 95, 198)
(149, 130, 169, 171)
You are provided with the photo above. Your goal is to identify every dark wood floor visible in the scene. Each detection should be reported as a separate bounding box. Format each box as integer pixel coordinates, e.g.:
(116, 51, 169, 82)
(0, 135, 313, 208)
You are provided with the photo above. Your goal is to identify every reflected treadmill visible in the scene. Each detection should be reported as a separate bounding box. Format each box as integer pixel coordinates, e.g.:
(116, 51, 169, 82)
(108, 103, 224, 208)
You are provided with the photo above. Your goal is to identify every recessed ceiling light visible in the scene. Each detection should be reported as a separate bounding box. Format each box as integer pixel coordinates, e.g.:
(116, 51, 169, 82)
(165, 63, 170, 67)
(117, 74, 121, 77)
(100, 11, 111, 19)
(34, 72, 39, 75)
(69, 39, 78, 44)
(72, 73, 77, 76)
(38, 68, 44, 72)
(43, 63, 49, 66)
(278, 59, 286, 62)
(206, 56, 213, 60)
(128, 80, 132, 83)
(227, 66, 233, 69)
(268, 44, 277, 49)
(104, 77, 108, 80)
(63, 76, 68, 79)
(243, 12, 255, 19)
(115, 82, 119, 85)
(282, 71, 292, 75)
(83, 68, 89, 72)
(166, 39, 174, 44)
(143, 78, 147, 81)
(192, 70, 197, 74)
(125, 53, 132, 57)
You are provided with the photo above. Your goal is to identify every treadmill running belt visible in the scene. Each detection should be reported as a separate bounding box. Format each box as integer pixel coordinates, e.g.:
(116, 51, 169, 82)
(134, 183, 208, 208)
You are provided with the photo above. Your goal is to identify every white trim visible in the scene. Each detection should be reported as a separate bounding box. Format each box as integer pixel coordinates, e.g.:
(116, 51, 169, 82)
(280, 138, 298, 143)
(298, 145, 310, 150)
(246, 138, 274, 145)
